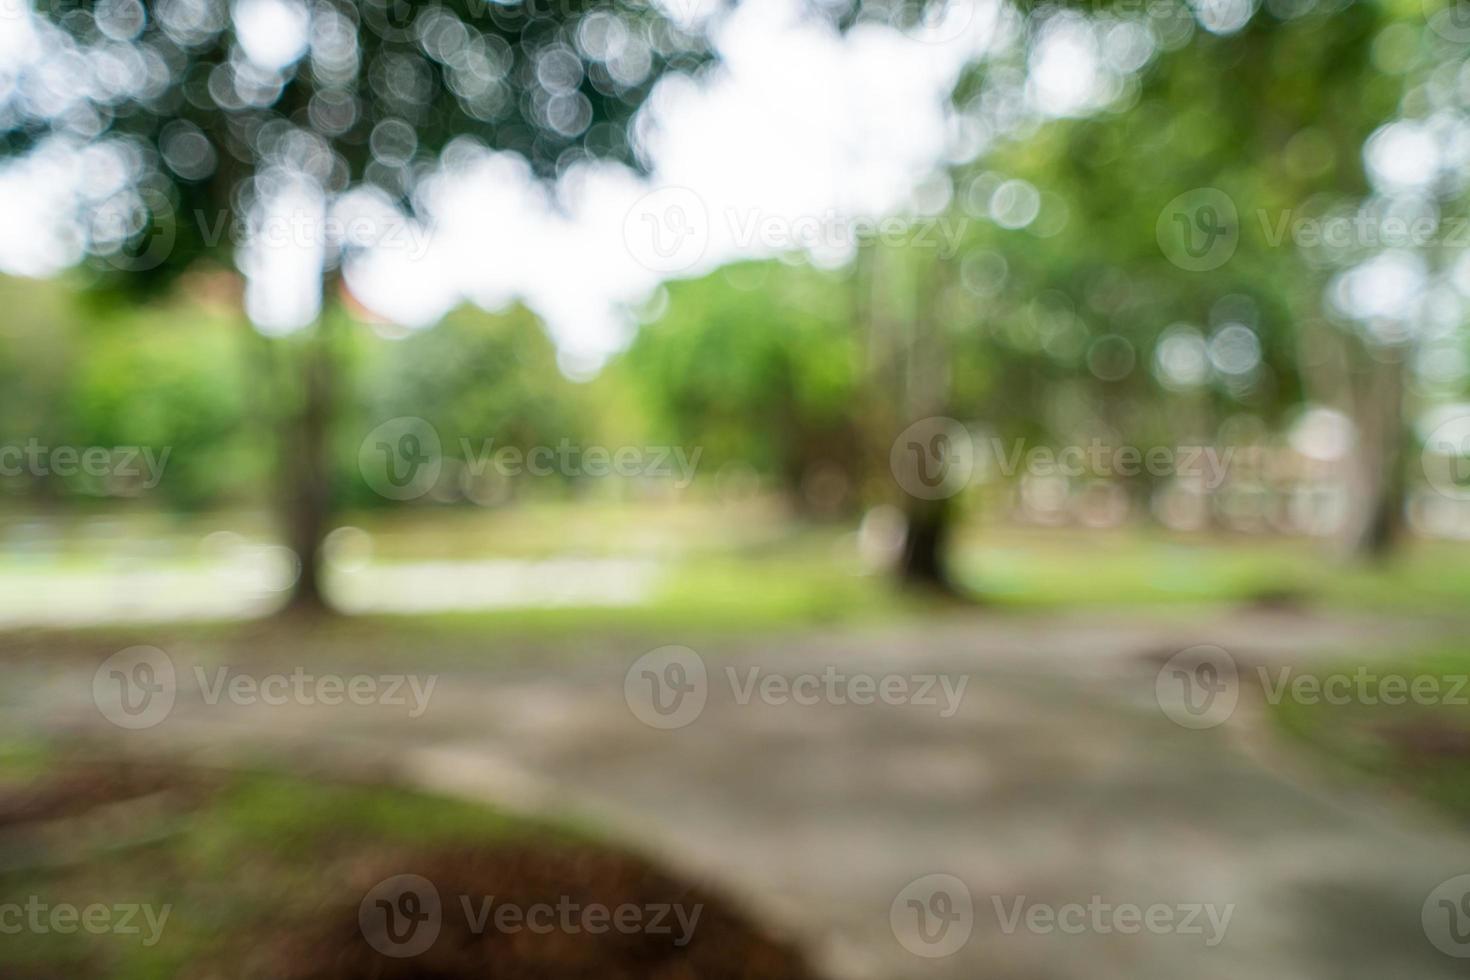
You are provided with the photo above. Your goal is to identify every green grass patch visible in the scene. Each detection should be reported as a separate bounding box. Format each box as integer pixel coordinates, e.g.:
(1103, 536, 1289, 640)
(0, 744, 579, 978)
(1268, 647, 1470, 823)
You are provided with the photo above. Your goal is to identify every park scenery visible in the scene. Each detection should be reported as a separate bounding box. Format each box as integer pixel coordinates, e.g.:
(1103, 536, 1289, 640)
(4, 0, 1470, 976)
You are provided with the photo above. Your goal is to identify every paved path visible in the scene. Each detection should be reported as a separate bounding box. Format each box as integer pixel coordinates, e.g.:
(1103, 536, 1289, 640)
(9, 608, 1470, 978)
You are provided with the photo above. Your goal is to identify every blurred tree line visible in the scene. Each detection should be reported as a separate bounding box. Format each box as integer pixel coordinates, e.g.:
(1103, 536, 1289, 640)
(0, 275, 601, 509)
(4, 0, 1470, 609)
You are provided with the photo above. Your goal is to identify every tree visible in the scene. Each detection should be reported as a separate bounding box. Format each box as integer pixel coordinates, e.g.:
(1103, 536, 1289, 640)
(619, 260, 868, 516)
(350, 301, 589, 508)
(2, 0, 714, 611)
(918, 0, 1407, 584)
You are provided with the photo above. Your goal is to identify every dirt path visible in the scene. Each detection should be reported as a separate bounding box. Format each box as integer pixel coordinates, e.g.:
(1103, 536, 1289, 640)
(11, 608, 1470, 978)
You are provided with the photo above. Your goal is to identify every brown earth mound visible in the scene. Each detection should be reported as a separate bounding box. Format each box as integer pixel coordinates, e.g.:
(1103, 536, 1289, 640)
(271, 842, 819, 980)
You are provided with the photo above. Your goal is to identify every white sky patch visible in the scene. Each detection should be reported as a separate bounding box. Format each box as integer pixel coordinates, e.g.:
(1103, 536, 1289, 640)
(0, 0, 40, 66)
(1027, 13, 1111, 118)
(1188, 0, 1256, 35)
(1288, 405, 1354, 462)
(349, 0, 1008, 368)
(232, 0, 310, 73)
(240, 173, 324, 335)
(0, 139, 85, 275)
(1328, 250, 1428, 334)
(0, 0, 1018, 371)
(1364, 120, 1441, 195)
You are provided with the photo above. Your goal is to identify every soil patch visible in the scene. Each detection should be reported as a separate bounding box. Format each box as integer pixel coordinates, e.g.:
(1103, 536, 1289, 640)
(272, 842, 818, 980)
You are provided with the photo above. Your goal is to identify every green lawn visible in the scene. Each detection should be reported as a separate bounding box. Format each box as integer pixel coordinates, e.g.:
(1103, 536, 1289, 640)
(1268, 647, 1470, 824)
(4, 504, 1470, 642)
(0, 741, 585, 979)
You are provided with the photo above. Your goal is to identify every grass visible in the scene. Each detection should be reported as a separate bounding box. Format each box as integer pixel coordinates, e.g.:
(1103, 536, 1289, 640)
(1268, 646, 1470, 823)
(2, 503, 1469, 665)
(956, 524, 1470, 612)
(0, 740, 586, 979)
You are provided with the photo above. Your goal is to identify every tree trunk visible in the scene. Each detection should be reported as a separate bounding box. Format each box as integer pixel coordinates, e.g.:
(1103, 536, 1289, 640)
(1343, 344, 1405, 563)
(898, 496, 958, 593)
(854, 240, 969, 597)
(277, 309, 339, 616)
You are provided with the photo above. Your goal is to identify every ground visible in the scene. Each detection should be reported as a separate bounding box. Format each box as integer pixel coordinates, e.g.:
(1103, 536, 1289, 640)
(5, 600, 1470, 978)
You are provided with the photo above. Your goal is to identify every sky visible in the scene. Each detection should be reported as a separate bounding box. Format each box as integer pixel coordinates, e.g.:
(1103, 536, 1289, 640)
(0, 0, 1042, 376)
(343, 0, 1012, 376)
(8, 0, 1436, 384)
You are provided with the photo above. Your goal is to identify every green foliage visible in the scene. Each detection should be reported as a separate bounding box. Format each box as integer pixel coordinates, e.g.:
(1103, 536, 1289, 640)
(64, 303, 253, 509)
(8, 0, 715, 297)
(619, 261, 867, 495)
(0, 277, 254, 509)
(930, 1, 1418, 497)
(347, 302, 590, 505)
